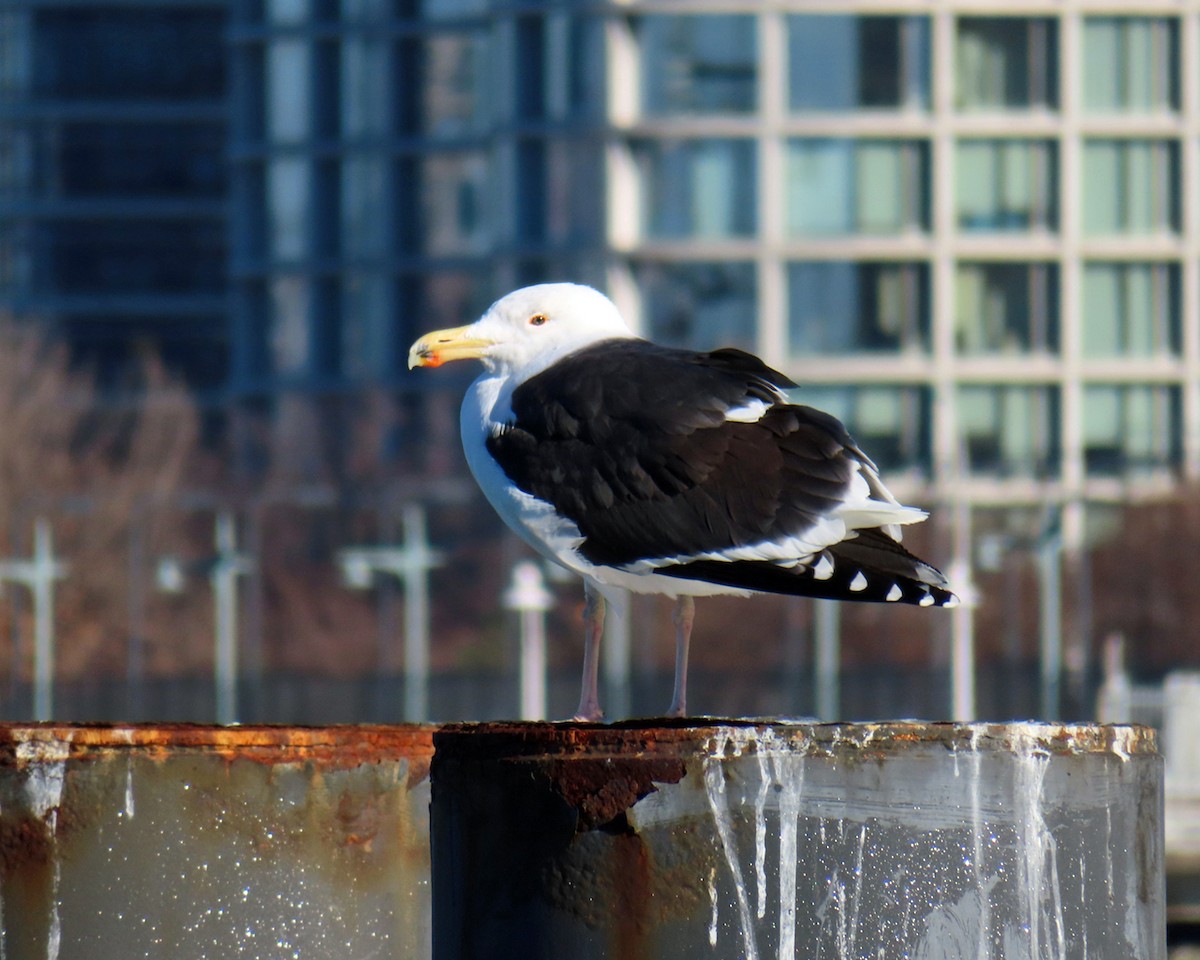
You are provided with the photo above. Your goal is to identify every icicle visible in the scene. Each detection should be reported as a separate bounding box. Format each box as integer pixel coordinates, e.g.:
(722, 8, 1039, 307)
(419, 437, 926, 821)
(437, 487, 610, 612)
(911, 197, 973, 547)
(772, 748, 804, 960)
(708, 865, 719, 948)
(704, 734, 759, 960)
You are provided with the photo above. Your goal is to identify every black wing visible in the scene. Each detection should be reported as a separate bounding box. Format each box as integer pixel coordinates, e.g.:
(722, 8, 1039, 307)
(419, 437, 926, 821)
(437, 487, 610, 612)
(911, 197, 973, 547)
(487, 339, 863, 565)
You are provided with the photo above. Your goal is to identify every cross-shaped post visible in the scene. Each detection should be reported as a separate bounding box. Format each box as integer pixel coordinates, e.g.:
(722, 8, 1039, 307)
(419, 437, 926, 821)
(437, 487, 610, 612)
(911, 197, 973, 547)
(504, 560, 554, 720)
(211, 511, 254, 725)
(0, 518, 68, 721)
(338, 503, 443, 721)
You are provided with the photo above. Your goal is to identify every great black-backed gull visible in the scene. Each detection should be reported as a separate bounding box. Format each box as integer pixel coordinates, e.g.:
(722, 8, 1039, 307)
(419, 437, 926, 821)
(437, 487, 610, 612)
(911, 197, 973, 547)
(408, 282, 957, 720)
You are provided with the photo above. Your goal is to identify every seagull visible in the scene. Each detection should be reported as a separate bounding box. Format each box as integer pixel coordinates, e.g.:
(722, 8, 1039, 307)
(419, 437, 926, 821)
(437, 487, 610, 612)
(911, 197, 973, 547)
(408, 283, 957, 720)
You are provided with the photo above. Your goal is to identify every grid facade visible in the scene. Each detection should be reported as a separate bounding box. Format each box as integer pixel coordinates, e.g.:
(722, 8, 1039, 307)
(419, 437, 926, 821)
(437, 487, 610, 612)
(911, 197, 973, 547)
(597, 4, 1200, 530)
(0, 0, 229, 391)
(225, 1, 1200, 532)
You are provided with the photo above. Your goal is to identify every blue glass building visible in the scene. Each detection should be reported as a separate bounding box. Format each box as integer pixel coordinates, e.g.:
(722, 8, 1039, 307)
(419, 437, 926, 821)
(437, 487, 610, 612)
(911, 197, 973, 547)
(0, 0, 229, 391)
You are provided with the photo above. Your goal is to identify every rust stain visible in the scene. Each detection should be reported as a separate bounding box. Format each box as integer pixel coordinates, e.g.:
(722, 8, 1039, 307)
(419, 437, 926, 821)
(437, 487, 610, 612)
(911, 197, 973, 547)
(612, 831, 651, 960)
(547, 756, 686, 832)
(0, 817, 55, 871)
(0, 723, 436, 782)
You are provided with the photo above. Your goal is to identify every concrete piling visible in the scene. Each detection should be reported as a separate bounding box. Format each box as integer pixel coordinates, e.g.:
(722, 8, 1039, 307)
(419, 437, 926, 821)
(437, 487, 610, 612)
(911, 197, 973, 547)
(0, 724, 434, 960)
(0, 719, 1165, 959)
(430, 720, 1164, 960)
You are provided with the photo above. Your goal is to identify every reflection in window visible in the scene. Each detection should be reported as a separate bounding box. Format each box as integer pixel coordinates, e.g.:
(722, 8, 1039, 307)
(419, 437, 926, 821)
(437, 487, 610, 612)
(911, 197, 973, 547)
(0, 11, 28, 96)
(420, 0, 488, 20)
(0, 224, 26, 294)
(789, 15, 929, 111)
(637, 262, 756, 352)
(1083, 140, 1178, 236)
(956, 262, 1058, 355)
(1083, 17, 1178, 112)
(956, 17, 1057, 110)
(798, 385, 930, 474)
(959, 385, 1059, 478)
(342, 34, 391, 138)
(542, 140, 604, 245)
(636, 139, 756, 239)
(0, 128, 24, 195)
(33, 9, 226, 99)
(421, 34, 489, 137)
(788, 140, 927, 236)
(639, 15, 756, 115)
(341, 271, 390, 379)
(788, 262, 928, 355)
(267, 156, 309, 260)
(957, 140, 1056, 232)
(59, 123, 224, 198)
(342, 156, 388, 259)
(1084, 385, 1179, 475)
(1083, 263, 1179, 358)
(420, 152, 491, 256)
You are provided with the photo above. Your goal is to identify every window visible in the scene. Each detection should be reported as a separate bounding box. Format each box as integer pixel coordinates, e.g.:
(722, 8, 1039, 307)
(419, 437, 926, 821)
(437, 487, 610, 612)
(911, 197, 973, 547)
(636, 262, 756, 352)
(0, 224, 28, 294)
(59, 123, 225, 198)
(33, 10, 226, 100)
(957, 140, 1056, 232)
(1083, 264, 1179, 358)
(788, 15, 929, 111)
(542, 140, 604, 245)
(420, 33, 490, 137)
(47, 221, 225, 294)
(639, 15, 757, 115)
(797, 385, 930, 474)
(342, 155, 388, 259)
(0, 125, 29, 196)
(1083, 17, 1178, 113)
(420, 0, 487, 20)
(1083, 140, 1179, 236)
(788, 140, 927, 236)
(341, 272, 390, 379)
(1083, 385, 1180, 476)
(958, 385, 1059, 478)
(788, 262, 928, 355)
(342, 33, 390, 138)
(419, 152, 491, 256)
(956, 263, 1058, 355)
(0, 10, 29, 96)
(636, 139, 756, 240)
(267, 156, 309, 260)
(956, 18, 1057, 110)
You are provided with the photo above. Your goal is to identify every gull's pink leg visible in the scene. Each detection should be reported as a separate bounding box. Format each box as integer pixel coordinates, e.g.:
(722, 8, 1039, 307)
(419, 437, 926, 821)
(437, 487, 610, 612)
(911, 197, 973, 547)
(573, 582, 605, 721)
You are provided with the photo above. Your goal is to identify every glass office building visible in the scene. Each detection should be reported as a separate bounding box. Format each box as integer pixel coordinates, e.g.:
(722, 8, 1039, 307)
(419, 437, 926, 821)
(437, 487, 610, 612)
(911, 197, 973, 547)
(225, 2, 1200, 536)
(0, 1, 229, 391)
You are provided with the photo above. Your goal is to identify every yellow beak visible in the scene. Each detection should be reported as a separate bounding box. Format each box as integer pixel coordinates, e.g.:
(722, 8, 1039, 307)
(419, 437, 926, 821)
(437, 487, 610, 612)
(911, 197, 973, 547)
(407, 325, 494, 369)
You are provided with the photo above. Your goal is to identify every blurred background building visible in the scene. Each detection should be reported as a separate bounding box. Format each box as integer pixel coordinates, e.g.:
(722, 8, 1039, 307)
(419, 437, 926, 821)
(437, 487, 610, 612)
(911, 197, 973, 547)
(1, 0, 1200, 733)
(0, 0, 229, 393)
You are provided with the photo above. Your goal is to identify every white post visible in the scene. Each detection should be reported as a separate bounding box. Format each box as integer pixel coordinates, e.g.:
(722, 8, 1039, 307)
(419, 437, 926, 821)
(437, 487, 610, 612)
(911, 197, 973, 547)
(603, 587, 632, 720)
(814, 598, 840, 720)
(211, 511, 254, 725)
(950, 499, 976, 722)
(400, 503, 435, 723)
(0, 518, 68, 721)
(504, 561, 553, 721)
(337, 503, 443, 722)
(1038, 513, 1063, 720)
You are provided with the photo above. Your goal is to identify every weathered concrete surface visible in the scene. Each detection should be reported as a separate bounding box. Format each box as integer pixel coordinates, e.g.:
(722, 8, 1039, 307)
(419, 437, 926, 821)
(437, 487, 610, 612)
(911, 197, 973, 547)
(431, 720, 1165, 960)
(0, 723, 434, 960)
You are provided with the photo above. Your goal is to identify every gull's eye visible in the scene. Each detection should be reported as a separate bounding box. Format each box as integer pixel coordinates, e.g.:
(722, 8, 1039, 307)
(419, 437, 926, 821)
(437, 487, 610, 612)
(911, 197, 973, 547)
(529, 314, 548, 326)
